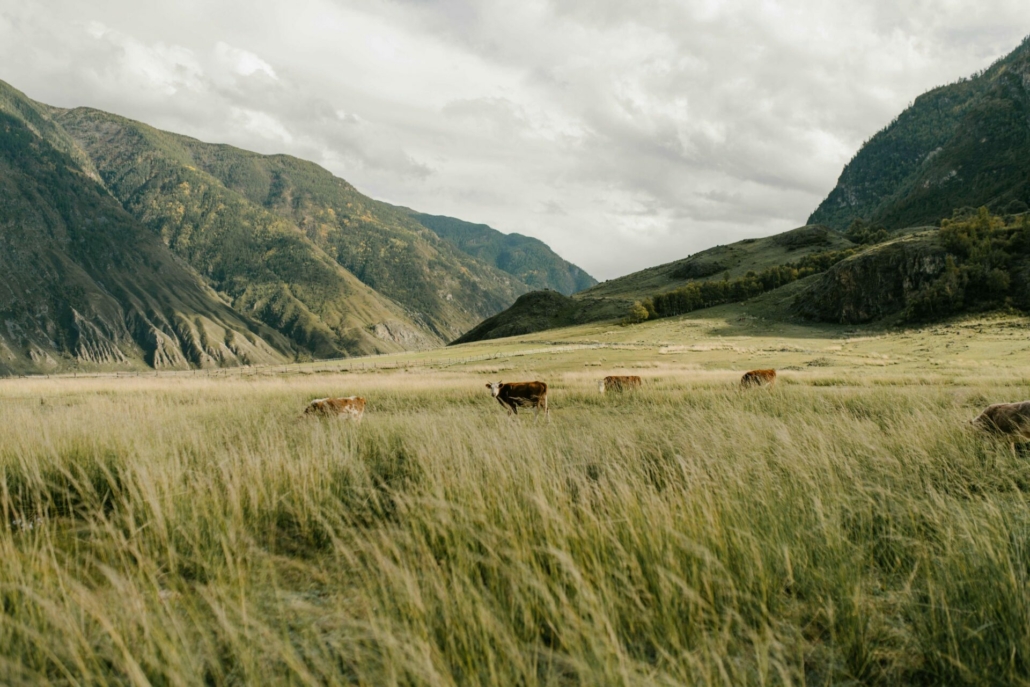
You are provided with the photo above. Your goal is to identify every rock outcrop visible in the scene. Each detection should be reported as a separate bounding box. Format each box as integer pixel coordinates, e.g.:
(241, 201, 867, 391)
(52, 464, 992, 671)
(792, 235, 947, 323)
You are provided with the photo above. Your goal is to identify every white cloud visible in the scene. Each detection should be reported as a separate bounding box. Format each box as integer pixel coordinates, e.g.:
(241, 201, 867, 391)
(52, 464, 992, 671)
(214, 42, 277, 80)
(230, 107, 292, 143)
(0, 0, 1026, 279)
(83, 21, 204, 97)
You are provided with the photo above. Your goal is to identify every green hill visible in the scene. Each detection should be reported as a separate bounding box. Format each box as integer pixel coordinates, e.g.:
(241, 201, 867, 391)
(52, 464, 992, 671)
(809, 36, 1030, 231)
(452, 225, 858, 343)
(0, 83, 292, 374)
(406, 213, 597, 295)
(455, 210, 1030, 344)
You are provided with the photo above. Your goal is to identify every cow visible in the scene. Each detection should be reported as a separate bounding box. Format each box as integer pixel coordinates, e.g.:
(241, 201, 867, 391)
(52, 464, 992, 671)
(971, 401, 1030, 440)
(741, 369, 777, 388)
(598, 375, 642, 393)
(486, 381, 548, 421)
(304, 396, 366, 421)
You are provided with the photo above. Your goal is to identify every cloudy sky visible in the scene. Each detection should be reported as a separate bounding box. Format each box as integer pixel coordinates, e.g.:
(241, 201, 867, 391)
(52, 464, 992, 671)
(0, 1, 1026, 279)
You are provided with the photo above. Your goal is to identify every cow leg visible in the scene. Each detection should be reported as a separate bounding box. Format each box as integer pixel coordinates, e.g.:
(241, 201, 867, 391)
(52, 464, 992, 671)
(496, 396, 514, 416)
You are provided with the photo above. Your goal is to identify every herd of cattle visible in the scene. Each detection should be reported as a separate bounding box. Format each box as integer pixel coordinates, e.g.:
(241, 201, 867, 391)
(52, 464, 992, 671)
(302, 367, 1030, 440)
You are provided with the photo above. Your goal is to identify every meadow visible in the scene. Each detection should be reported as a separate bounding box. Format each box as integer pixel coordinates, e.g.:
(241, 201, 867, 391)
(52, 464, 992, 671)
(3, 311, 1030, 685)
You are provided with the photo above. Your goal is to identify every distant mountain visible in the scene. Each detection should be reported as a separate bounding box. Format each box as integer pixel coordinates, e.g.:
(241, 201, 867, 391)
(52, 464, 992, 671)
(0, 83, 291, 374)
(0, 78, 590, 373)
(407, 213, 596, 295)
(810, 36, 1030, 230)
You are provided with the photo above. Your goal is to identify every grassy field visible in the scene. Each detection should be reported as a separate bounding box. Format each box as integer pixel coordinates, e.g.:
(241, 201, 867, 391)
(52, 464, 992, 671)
(3, 309, 1030, 685)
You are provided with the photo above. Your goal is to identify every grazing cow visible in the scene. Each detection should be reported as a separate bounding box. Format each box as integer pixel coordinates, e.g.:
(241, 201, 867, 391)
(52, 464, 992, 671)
(598, 375, 642, 393)
(741, 369, 777, 388)
(304, 396, 366, 421)
(971, 401, 1030, 440)
(486, 381, 548, 421)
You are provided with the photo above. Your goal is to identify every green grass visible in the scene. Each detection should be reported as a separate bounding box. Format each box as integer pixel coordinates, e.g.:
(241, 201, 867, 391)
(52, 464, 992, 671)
(4, 311, 1030, 684)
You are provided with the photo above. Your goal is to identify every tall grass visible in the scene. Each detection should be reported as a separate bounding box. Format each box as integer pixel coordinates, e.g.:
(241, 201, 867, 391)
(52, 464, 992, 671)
(2, 371, 1030, 685)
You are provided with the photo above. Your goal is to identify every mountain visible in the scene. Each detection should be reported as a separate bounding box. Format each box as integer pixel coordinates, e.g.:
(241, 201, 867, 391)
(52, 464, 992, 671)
(53, 107, 530, 347)
(406, 213, 596, 295)
(809, 36, 1030, 231)
(0, 83, 291, 374)
(0, 78, 593, 373)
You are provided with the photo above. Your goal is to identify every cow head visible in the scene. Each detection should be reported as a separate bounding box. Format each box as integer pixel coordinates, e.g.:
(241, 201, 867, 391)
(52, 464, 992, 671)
(597, 380, 606, 393)
(486, 382, 502, 397)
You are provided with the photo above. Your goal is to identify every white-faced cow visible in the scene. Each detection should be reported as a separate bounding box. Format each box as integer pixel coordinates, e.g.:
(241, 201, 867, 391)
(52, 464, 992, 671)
(741, 369, 777, 388)
(304, 396, 366, 421)
(486, 381, 548, 421)
(971, 401, 1030, 440)
(598, 375, 642, 393)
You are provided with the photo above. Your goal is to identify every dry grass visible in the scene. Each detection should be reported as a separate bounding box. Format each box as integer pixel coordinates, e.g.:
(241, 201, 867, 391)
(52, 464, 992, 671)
(3, 314, 1030, 685)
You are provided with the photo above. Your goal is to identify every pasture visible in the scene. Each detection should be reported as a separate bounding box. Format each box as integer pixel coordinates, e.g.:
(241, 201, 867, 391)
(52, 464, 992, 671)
(3, 311, 1030, 685)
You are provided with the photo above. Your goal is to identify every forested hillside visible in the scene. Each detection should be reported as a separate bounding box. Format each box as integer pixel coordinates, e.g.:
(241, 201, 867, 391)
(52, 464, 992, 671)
(809, 36, 1030, 230)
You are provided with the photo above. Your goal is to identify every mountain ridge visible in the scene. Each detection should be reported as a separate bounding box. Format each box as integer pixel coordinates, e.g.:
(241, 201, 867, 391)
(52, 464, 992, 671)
(0, 79, 593, 374)
(809, 35, 1030, 230)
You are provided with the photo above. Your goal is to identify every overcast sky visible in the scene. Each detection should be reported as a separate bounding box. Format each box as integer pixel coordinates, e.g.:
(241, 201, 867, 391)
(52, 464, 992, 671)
(0, 1, 1026, 280)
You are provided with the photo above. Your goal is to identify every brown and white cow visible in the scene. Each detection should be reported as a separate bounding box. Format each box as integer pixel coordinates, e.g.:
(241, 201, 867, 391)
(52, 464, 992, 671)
(598, 375, 642, 393)
(971, 401, 1030, 440)
(304, 396, 366, 421)
(741, 369, 777, 388)
(486, 381, 548, 421)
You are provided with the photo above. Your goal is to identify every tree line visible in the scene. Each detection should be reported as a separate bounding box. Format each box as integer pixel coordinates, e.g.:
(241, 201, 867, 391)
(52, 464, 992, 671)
(626, 248, 858, 323)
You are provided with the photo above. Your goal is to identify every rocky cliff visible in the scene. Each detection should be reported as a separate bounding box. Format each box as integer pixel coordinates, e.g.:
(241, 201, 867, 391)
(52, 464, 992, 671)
(791, 234, 947, 323)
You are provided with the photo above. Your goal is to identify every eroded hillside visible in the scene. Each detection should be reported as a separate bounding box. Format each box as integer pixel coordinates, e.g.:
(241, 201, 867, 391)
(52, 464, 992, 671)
(0, 86, 292, 374)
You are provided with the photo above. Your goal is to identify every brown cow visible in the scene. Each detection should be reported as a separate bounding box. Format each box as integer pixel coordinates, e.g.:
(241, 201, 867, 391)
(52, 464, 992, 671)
(741, 369, 777, 388)
(971, 401, 1030, 440)
(486, 381, 548, 421)
(304, 396, 366, 421)
(598, 375, 642, 393)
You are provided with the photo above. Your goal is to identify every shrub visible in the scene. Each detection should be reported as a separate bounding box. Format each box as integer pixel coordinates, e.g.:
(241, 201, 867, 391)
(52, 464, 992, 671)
(623, 301, 651, 325)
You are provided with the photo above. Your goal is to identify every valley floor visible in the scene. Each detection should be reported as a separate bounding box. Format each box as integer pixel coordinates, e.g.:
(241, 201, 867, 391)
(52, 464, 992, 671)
(3, 308, 1030, 685)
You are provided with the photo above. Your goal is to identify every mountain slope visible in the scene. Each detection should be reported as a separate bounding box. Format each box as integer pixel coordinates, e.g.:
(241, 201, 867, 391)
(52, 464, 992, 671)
(55, 107, 533, 344)
(0, 84, 291, 374)
(406, 213, 597, 295)
(810, 36, 1030, 230)
(52, 108, 446, 355)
